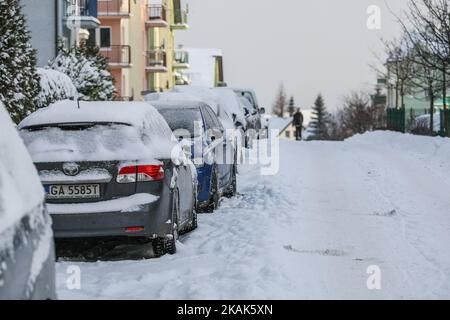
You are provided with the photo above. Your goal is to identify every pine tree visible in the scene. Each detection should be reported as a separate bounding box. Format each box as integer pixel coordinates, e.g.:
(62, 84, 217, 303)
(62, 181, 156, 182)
(0, 0, 40, 123)
(288, 96, 295, 116)
(309, 94, 330, 140)
(48, 42, 116, 101)
(272, 83, 287, 117)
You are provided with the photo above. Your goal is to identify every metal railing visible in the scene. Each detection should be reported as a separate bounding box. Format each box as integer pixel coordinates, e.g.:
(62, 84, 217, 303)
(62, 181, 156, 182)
(102, 45, 131, 66)
(146, 51, 167, 68)
(98, 0, 130, 16)
(147, 5, 167, 21)
(64, 0, 98, 17)
(174, 50, 189, 64)
(173, 8, 188, 25)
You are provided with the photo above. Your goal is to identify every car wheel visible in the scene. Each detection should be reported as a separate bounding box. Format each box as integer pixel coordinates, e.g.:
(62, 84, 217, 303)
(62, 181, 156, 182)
(224, 164, 237, 198)
(205, 165, 220, 213)
(153, 189, 180, 256)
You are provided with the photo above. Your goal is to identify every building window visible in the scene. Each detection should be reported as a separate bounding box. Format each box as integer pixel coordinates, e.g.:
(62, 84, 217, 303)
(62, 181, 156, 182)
(100, 27, 111, 48)
(285, 131, 290, 138)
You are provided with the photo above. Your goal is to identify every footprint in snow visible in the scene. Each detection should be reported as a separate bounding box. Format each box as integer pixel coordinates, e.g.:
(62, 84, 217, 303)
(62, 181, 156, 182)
(373, 209, 397, 217)
(283, 245, 347, 257)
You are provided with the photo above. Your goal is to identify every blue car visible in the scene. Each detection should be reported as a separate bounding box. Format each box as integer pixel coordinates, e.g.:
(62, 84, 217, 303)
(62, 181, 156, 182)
(152, 101, 237, 213)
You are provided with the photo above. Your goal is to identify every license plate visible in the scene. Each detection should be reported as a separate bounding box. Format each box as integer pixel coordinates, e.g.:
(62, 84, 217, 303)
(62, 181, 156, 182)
(45, 184, 101, 199)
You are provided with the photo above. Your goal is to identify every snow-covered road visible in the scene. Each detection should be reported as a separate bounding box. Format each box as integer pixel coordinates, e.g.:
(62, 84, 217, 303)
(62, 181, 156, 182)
(56, 132, 450, 299)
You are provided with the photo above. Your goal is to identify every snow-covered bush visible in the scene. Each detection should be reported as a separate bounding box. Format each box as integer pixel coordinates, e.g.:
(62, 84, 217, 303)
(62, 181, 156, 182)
(0, 0, 40, 123)
(48, 44, 115, 101)
(35, 68, 77, 109)
(410, 113, 440, 135)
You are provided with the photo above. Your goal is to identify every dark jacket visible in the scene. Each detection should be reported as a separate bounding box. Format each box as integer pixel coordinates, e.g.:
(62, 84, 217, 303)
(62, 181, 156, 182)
(293, 111, 304, 127)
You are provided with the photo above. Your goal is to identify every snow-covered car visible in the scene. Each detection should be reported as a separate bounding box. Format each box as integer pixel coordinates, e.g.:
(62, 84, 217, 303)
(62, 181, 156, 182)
(233, 88, 264, 133)
(0, 102, 56, 300)
(151, 100, 237, 212)
(211, 87, 247, 130)
(19, 101, 198, 256)
(170, 86, 239, 131)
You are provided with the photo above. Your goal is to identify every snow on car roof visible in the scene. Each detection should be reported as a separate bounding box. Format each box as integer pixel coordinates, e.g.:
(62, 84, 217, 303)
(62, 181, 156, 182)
(18, 100, 166, 129)
(19, 100, 180, 163)
(149, 100, 206, 110)
(0, 102, 44, 235)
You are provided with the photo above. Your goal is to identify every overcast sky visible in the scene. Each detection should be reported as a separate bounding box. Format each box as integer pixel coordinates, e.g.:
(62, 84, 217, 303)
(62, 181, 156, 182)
(177, 0, 409, 111)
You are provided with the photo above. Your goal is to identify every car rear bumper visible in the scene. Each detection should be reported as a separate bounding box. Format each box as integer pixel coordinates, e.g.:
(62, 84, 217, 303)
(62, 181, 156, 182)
(49, 198, 172, 239)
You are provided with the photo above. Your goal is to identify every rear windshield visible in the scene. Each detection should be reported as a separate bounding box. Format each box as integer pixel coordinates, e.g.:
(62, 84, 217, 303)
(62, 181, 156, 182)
(157, 108, 204, 137)
(20, 123, 162, 162)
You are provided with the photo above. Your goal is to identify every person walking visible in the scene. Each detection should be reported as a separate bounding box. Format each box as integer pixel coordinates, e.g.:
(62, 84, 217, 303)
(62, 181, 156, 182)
(293, 108, 304, 141)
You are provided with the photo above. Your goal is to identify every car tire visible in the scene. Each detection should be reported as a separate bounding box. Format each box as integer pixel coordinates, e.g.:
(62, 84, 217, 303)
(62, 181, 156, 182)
(224, 164, 237, 198)
(205, 165, 220, 213)
(153, 189, 180, 256)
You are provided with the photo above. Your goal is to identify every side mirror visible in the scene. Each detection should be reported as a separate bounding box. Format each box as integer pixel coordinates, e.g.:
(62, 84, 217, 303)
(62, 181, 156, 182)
(207, 128, 222, 142)
(259, 107, 266, 114)
(182, 144, 192, 158)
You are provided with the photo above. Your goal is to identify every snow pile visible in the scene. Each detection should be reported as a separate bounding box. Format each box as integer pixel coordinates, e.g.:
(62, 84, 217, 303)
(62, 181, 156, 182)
(36, 68, 78, 109)
(19, 101, 179, 163)
(0, 102, 44, 235)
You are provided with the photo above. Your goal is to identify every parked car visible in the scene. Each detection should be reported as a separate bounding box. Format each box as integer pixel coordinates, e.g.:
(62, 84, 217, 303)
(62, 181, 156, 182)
(233, 88, 265, 136)
(170, 86, 241, 131)
(150, 100, 237, 212)
(0, 102, 56, 300)
(19, 101, 197, 256)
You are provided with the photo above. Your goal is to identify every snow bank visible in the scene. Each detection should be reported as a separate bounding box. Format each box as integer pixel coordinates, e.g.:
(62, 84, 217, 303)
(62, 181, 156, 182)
(36, 68, 77, 108)
(0, 102, 44, 235)
(19, 100, 178, 163)
(346, 131, 450, 172)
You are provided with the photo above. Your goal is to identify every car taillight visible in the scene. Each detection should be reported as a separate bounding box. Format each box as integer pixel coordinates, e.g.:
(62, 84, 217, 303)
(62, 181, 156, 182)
(117, 165, 165, 183)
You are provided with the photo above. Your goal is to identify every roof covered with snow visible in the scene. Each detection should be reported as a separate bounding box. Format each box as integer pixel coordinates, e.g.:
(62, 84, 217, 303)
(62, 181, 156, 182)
(269, 117, 293, 132)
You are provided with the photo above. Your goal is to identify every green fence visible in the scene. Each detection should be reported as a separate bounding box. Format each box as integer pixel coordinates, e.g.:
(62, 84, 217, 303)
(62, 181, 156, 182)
(387, 108, 406, 133)
(440, 109, 450, 137)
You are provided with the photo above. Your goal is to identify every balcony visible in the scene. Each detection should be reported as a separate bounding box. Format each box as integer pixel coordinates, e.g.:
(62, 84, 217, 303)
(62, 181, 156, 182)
(63, 0, 100, 29)
(146, 51, 168, 73)
(101, 45, 131, 68)
(172, 9, 188, 30)
(146, 5, 169, 28)
(98, 0, 130, 18)
(173, 50, 189, 69)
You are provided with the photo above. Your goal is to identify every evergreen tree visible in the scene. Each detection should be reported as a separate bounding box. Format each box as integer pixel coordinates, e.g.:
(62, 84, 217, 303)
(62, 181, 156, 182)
(288, 96, 296, 116)
(0, 0, 40, 123)
(48, 42, 116, 101)
(272, 83, 287, 117)
(309, 94, 330, 140)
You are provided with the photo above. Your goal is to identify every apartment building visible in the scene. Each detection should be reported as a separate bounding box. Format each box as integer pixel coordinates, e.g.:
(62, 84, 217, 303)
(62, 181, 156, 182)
(21, 0, 100, 66)
(96, 0, 189, 100)
(180, 48, 226, 88)
(144, 0, 189, 95)
(97, 0, 132, 100)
